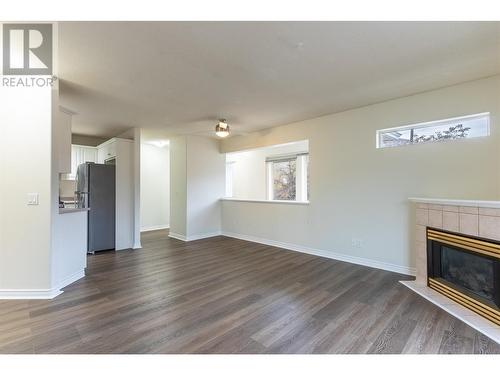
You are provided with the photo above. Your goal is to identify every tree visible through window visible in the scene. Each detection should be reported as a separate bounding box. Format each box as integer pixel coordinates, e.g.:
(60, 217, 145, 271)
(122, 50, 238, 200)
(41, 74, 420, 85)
(411, 124, 470, 143)
(272, 159, 296, 200)
(377, 113, 489, 149)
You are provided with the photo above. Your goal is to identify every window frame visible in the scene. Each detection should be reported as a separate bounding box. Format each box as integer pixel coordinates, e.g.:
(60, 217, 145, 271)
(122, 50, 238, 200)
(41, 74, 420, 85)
(225, 161, 235, 198)
(376, 112, 490, 149)
(266, 153, 309, 202)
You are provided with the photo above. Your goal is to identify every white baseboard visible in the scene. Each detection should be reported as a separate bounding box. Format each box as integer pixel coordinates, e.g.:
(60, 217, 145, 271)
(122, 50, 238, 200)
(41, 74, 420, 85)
(0, 288, 63, 300)
(221, 231, 416, 276)
(56, 270, 85, 291)
(169, 231, 221, 242)
(168, 232, 187, 241)
(141, 225, 170, 232)
(186, 231, 222, 241)
(0, 270, 85, 300)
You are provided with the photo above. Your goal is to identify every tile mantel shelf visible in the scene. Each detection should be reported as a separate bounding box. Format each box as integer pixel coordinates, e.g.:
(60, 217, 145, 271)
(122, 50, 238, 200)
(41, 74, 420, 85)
(408, 197, 500, 209)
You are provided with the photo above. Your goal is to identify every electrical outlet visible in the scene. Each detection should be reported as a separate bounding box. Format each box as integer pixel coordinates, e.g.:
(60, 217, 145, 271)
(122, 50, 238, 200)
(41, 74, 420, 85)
(351, 238, 363, 248)
(27, 193, 39, 205)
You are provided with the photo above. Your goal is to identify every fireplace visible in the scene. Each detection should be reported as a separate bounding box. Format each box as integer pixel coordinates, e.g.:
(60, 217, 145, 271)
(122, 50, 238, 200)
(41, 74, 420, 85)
(427, 228, 500, 325)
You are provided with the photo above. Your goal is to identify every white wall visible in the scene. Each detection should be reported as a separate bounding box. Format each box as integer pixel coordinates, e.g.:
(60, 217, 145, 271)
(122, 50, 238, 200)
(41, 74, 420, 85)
(186, 136, 225, 238)
(141, 142, 170, 231)
(169, 136, 188, 238)
(133, 128, 141, 249)
(51, 102, 87, 293)
(51, 210, 87, 292)
(221, 76, 500, 275)
(0, 22, 87, 298)
(115, 139, 135, 250)
(169, 135, 225, 240)
(227, 141, 308, 200)
(0, 81, 53, 293)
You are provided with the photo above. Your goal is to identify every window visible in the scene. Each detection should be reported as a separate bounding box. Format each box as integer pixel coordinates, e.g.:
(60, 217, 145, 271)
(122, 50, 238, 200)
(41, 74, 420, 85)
(272, 158, 296, 200)
(224, 140, 309, 203)
(266, 153, 309, 201)
(376, 112, 490, 149)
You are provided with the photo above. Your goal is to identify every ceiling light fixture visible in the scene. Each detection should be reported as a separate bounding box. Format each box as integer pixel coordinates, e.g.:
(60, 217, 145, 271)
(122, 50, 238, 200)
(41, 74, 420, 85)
(215, 119, 230, 138)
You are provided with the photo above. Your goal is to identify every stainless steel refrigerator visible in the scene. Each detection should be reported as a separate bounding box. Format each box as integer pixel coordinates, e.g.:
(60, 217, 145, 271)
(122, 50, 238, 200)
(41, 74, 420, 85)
(76, 162, 116, 253)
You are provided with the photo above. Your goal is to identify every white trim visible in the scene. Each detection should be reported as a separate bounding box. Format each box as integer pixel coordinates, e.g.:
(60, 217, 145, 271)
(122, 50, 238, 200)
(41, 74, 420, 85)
(265, 162, 273, 200)
(70, 144, 96, 150)
(186, 232, 222, 241)
(380, 112, 490, 134)
(224, 140, 309, 156)
(0, 289, 63, 300)
(97, 137, 133, 148)
(265, 152, 308, 163)
(0, 270, 84, 300)
(133, 128, 142, 251)
(221, 231, 415, 276)
(59, 105, 77, 116)
(221, 198, 310, 205)
(409, 197, 500, 208)
(169, 231, 221, 242)
(401, 281, 500, 344)
(225, 161, 234, 198)
(141, 225, 170, 232)
(376, 112, 490, 149)
(55, 270, 85, 291)
(296, 154, 308, 202)
(168, 232, 187, 241)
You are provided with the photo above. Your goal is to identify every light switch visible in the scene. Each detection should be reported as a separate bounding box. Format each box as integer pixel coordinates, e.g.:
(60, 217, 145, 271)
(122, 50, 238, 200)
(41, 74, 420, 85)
(27, 193, 39, 205)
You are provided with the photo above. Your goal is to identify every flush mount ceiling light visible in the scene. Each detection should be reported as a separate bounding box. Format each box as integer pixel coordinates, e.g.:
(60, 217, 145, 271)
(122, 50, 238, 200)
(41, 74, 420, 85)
(215, 119, 230, 138)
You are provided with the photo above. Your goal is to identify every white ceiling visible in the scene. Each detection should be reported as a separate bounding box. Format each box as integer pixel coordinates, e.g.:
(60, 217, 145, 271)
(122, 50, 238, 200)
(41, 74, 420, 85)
(58, 21, 500, 139)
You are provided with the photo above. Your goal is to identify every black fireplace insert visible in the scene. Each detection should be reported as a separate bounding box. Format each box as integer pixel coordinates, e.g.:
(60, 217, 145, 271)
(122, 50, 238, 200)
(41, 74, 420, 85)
(427, 228, 500, 325)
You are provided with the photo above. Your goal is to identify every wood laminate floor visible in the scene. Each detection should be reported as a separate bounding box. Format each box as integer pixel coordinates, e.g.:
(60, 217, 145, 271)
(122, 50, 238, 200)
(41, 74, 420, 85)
(1, 230, 499, 354)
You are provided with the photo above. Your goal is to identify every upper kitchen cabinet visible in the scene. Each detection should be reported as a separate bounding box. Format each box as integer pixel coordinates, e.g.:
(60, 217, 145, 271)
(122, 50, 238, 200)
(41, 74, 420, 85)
(97, 139, 118, 164)
(62, 145, 98, 180)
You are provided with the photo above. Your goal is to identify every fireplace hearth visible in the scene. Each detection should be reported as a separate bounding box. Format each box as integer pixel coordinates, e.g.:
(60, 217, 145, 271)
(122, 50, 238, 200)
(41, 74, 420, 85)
(427, 228, 500, 325)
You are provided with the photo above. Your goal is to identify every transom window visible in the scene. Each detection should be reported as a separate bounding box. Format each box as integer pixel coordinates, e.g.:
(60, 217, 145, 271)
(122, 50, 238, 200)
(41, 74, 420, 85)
(376, 112, 490, 149)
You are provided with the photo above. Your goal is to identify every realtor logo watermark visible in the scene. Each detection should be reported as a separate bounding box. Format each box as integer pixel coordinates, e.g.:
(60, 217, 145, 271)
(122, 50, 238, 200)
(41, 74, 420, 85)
(1, 23, 55, 87)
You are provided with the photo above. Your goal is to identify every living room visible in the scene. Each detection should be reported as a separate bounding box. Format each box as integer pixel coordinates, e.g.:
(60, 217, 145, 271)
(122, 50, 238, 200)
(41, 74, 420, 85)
(0, 1, 499, 373)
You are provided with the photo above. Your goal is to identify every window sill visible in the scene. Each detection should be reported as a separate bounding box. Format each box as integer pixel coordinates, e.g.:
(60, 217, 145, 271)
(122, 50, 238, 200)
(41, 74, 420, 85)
(221, 198, 310, 205)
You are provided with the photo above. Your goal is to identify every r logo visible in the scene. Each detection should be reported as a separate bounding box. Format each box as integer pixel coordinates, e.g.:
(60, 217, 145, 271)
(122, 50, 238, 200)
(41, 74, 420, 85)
(3, 24, 52, 75)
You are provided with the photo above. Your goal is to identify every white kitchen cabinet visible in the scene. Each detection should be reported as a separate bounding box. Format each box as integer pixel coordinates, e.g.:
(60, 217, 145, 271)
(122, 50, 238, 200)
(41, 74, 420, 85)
(97, 139, 117, 163)
(61, 145, 98, 180)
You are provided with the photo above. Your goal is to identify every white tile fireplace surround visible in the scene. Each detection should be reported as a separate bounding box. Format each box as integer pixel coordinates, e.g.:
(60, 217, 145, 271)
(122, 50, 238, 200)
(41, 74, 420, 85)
(404, 198, 500, 344)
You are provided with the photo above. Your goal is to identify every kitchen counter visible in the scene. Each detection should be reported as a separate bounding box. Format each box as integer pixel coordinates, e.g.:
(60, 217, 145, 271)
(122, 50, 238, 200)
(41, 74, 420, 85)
(59, 207, 90, 214)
